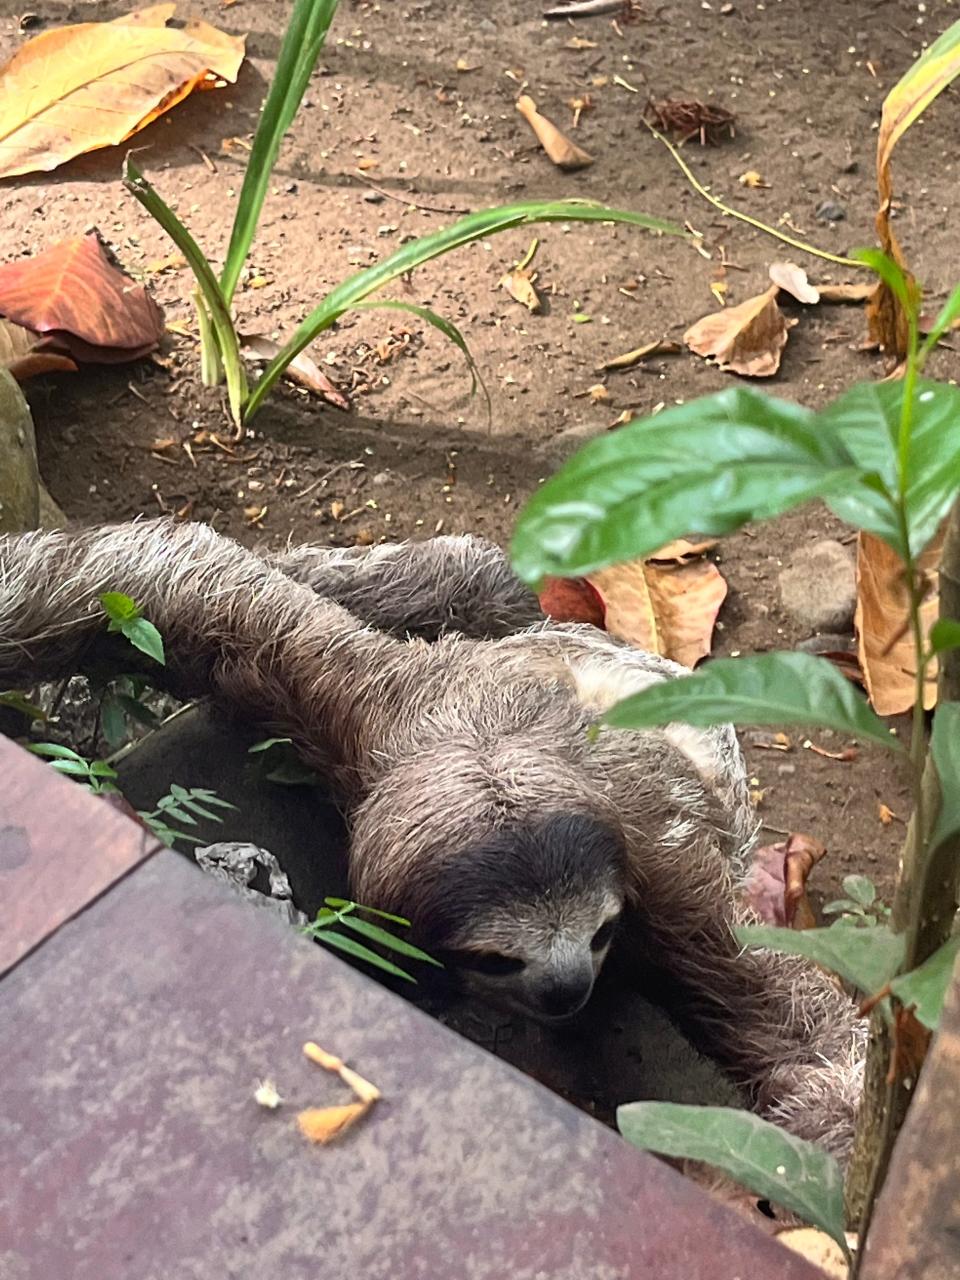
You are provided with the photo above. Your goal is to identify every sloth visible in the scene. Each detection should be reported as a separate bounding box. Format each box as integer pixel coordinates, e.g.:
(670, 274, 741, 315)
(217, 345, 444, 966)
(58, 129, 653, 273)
(0, 518, 864, 1159)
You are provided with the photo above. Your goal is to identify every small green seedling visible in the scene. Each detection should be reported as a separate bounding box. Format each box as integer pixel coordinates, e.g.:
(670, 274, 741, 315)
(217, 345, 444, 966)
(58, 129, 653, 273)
(304, 896, 442, 983)
(138, 783, 237, 848)
(26, 742, 120, 794)
(99, 592, 165, 665)
(822, 875, 892, 928)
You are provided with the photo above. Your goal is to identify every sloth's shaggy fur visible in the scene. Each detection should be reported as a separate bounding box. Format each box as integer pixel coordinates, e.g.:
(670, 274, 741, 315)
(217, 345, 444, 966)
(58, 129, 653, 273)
(0, 519, 865, 1160)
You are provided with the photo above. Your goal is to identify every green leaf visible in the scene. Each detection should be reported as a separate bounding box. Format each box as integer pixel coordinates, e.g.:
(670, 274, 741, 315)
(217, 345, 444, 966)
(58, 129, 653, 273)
(920, 281, 960, 361)
(851, 247, 916, 316)
(338, 914, 443, 966)
(248, 737, 293, 753)
(220, 0, 340, 305)
(324, 896, 411, 926)
(123, 157, 248, 426)
(88, 760, 118, 779)
(121, 617, 165, 666)
(351, 298, 489, 418)
(27, 742, 86, 761)
(890, 936, 960, 1030)
(737, 923, 906, 996)
(48, 758, 94, 778)
(602, 652, 897, 750)
(510, 387, 857, 582)
(617, 1102, 848, 1256)
(100, 693, 128, 748)
(242, 200, 682, 421)
(99, 591, 140, 624)
(192, 789, 237, 810)
(930, 619, 960, 656)
(818, 380, 960, 558)
(314, 929, 417, 982)
(821, 899, 863, 916)
(842, 874, 877, 907)
(930, 702, 960, 849)
(0, 690, 46, 721)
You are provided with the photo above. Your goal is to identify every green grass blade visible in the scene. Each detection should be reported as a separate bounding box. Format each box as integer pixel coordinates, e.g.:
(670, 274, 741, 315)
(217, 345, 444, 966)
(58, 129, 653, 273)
(220, 0, 341, 304)
(243, 200, 681, 420)
(316, 929, 416, 982)
(351, 298, 490, 418)
(338, 914, 443, 966)
(123, 157, 248, 425)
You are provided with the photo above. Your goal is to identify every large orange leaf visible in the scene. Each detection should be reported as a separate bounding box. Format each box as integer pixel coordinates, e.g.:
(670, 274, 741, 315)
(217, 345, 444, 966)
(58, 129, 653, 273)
(0, 320, 77, 381)
(855, 529, 943, 715)
(0, 4, 245, 179)
(867, 18, 960, 361)
(0, 232, 163, 355)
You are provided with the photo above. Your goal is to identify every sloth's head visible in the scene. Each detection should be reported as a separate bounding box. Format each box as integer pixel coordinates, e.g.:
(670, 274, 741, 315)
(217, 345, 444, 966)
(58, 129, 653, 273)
(350, 744, 628, 1023)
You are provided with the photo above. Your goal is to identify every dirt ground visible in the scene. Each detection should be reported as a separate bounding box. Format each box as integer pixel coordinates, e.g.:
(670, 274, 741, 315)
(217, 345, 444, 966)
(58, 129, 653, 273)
(3, 0, 953, 904)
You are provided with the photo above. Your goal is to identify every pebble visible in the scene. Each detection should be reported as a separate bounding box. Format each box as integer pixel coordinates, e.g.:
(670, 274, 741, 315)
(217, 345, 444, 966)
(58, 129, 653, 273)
(815, 199, 847, 223)
(778, 539, 857, 633)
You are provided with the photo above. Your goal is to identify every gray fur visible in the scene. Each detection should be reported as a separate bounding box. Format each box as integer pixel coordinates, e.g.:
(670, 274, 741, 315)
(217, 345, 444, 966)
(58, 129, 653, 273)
(0, 519, 865, 1161)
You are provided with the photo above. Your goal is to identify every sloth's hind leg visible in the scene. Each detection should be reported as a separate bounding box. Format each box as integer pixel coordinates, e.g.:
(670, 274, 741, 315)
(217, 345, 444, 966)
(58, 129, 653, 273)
(269, 534, 543, 640)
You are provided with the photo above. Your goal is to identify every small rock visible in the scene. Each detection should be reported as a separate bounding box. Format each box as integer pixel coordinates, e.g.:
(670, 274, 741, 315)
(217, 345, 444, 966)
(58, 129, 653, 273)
(815, 199, 846, 223)
(371, 471, 392, 486)
(362, 190, 385, 204)
(477, 17, 497, 33)
(777, 763, 797, 777)
(778, 539, 856, 633)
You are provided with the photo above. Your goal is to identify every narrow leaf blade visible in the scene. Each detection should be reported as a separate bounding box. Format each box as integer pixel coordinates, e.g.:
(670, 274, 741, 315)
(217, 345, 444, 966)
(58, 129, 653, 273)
(338, 915, 442, 966)
(315, 930, 416, 982)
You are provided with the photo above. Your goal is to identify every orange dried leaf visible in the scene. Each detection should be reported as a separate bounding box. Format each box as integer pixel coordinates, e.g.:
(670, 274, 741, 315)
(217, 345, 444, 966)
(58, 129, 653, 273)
(598, 338, 681, 371)
(815, 282, 876, 304)
(0, 232, 163, 355)
(855, 529, 942, 715)
(878, 802, 898, 825)
(588, 555, 727, 668)
(0, 319, 77, 381)
(515, 94, 593, 171)
(539, 577, 606, 628)
(498, 267, 542, 313)
(241, 334, 349, 410)
(0, 4, 245, 178)
(647, 538, 719, 562)
(684, 285, 795, 377)
(297, 1103, 370, 1144)
(738, 169, 769, 188)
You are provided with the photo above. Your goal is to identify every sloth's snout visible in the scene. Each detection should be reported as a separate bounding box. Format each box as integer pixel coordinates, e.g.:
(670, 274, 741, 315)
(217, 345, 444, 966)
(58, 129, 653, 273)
(534, 966, 595, 1021)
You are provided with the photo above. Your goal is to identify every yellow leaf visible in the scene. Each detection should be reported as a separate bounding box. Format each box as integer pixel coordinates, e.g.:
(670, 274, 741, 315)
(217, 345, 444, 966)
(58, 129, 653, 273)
(685, 286, 796, 377)
(0, 4, 245, 178)
(598, 338, 681, 371)
(297, 1103, 370, 1144)
(855, 529, 943, 715)
(498, 267, 542, 312)
(738, 169, 769, 188)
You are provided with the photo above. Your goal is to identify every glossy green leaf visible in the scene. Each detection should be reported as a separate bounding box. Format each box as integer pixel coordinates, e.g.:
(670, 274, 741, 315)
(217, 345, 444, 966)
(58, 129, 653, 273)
(243, 200, 681, 420)
(851, 247, 915, 315)
(510, 388, 858, 582)
(737, 923, 906, 996)
(930, 702, 960, 849)
(325, 897, 411, 926)
(617, 1102, 848, 1255)
(602, 652, 897, 749)
(819, 379, 960, 558)
(842, 874, 877, 907)
(27, 742, 86, 761)
(48, 758, 94, 778)
(338, 914, 443, 966)
(100, 693, 127, 748)
(314, 929, 416, 982)
(930, 619, 960, 656)
(890, 936, 960, 1030)
(822, 898, 864, 917)
(921, 281, 960, 362)
(99, 591, 139, 624)
(121, 617, 165, 666)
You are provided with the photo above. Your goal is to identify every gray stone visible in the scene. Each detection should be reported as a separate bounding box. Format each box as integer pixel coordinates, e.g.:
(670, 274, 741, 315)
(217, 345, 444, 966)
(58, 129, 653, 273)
(815, 199, 846, 223)
(0, 368, 39, 533)
(778, 538, 857, 633)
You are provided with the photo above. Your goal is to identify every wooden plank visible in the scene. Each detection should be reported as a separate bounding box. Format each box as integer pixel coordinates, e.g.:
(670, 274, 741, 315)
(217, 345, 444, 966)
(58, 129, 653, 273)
(0, 736, 161, 975)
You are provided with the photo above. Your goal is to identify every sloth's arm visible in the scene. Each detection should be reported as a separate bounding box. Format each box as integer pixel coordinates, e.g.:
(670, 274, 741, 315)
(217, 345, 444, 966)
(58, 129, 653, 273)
(621, 834, 864, 1163)
(0, 520, 420, 796)
(268, 535, 544, 639)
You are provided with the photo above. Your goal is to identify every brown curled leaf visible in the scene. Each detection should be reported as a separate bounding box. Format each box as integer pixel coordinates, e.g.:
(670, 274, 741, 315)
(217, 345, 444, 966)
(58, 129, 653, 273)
(684, 285, 796, 377)
(515, 94, 593, 170)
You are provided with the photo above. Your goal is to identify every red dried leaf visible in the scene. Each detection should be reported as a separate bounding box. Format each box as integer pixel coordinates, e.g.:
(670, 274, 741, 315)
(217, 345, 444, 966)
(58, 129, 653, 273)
(0, 318, 77, 380)
(0, 232, 163, 354)
(744, 833, 826, 928)
(539, 577, 606, 628)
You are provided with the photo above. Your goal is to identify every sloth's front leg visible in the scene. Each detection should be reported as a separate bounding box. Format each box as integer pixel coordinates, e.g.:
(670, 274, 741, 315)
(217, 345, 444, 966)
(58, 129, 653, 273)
(269, 535, 543, 640)
(622, 836, 865, 1164)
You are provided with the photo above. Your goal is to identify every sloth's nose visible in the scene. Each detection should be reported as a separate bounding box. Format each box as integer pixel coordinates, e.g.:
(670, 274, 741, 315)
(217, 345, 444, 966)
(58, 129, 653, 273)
(538, 972, 594, 1019)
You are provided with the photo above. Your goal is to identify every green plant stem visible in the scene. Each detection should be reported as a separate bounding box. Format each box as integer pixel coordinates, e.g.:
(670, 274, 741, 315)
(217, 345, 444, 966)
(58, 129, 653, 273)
(641, 120, 865, 269)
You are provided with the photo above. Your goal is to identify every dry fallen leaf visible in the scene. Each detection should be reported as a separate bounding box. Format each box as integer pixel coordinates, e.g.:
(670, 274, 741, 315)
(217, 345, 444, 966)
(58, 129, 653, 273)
(0, 319, 77, 381)
(777, 1227, 852, 1280)
(879, 802, 898, 825)
(685, 285, 796, 377)
(516, 94, 593, 170)
(498, 267, 542, 313)
(240, 334, 350, 410)
(538, 577, 606, 628)
(743, 833, 826, 929)
(709, 280, 729, 306)
(0, 231, 164, 359)
(647, 537, 719, 562)
(814, 281, 876, 304)
(563, 36, 598, 49)
(769, 262, 820, 305)
(738, 169, 769, 188)
(598, 338, 681, 371)
(855, 528, 942, 715)
(0, 4, 245, 178)
(589, 553, 727, 668)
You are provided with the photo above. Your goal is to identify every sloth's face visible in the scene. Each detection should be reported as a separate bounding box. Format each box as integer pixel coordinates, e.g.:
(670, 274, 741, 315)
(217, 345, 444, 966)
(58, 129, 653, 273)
(422, 813, 628, 1024)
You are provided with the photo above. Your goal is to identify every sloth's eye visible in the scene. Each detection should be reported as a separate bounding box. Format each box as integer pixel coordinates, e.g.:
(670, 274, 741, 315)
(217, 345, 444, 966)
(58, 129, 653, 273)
(453, 950, 526, 976)
(590, 918, 619, 952)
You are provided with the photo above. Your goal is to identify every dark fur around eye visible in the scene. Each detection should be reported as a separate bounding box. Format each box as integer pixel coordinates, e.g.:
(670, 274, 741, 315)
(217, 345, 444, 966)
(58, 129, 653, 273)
(590, 917, 620, 952)
(446, 950, 527, 976)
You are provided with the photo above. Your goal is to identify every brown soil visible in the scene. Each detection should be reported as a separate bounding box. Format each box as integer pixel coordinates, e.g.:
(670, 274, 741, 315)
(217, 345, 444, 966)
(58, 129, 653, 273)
(4, 0, 951, 906)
